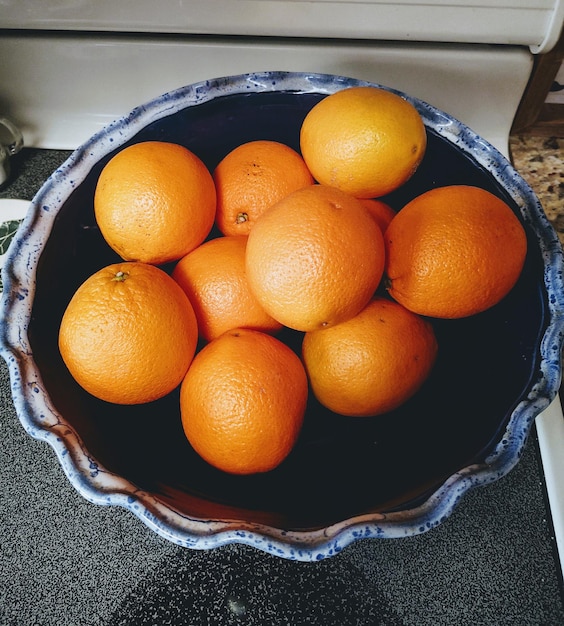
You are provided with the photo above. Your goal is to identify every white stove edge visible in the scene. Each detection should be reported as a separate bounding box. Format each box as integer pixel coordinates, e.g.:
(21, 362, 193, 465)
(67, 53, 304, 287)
(536, 399, 564, 580)
(0, 35, 533, 154)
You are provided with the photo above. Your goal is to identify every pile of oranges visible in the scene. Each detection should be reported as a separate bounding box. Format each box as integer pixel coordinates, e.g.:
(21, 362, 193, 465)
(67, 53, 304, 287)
(58, 86, 528, 476)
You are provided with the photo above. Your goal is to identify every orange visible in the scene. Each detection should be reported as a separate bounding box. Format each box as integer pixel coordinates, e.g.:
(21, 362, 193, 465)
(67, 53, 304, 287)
(94, 141, 216, 265)
(358, 198, 396, 233)
(171, 235, 282, 342)
(384, 185, 528, 319)
(59, 262, 198, 405)
(213, 140, 314, 236)
(300, 86, 427, 198)
(245, 184, 385, 332)
(302, 297, 438, 417)
(180, 328, 308, 475)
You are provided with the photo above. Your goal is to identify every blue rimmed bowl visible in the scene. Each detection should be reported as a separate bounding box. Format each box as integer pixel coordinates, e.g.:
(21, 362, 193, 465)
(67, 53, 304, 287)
(1, 72, 563, 561)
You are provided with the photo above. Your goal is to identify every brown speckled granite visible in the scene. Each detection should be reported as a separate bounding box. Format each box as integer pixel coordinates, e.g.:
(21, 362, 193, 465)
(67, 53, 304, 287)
(509, 135, 564, 247)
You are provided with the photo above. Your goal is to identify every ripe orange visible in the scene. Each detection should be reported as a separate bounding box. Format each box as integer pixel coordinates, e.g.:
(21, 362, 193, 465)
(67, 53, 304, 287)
(59, 262, 198, 405)
(384, 185, 528, 319)
(213, 140, 314, 236)
(302, 297, 438, 417)
(245, 184, 385, 332)
(94, 141, 216, 265)
(358, 198, 396, 233)
(180, 329, 308, 475)
(300, 86, 427, 198)
(171, 235, 282, 342)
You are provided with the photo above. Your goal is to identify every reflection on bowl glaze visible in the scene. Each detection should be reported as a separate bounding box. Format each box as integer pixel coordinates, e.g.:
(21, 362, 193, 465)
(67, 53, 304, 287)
(1, 72, 563, 561)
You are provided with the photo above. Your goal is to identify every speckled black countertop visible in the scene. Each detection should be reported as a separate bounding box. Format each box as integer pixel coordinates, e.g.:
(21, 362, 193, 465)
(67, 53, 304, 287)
(0, 145, 563, 625)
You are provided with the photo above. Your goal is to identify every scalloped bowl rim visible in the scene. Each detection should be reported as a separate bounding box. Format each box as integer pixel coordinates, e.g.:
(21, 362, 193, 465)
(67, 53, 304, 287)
(1, 71, 563, 561)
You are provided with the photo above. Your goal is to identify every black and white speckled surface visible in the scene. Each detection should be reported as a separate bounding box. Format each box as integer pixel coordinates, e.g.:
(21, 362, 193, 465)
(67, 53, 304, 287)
(1, 148, 564, 625)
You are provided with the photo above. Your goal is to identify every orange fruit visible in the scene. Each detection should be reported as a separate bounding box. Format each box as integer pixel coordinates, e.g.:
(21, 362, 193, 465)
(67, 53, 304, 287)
(358, 198, 396, 233)
(384, 185, 528, 319)
(59, 262, 198, 405)
(213, 140, 314, 236)
(94, 141, 216, 265)
(245, 184, 385, 332)
(300, 86, 427, 198)
(302, 297, 438, 417)
(171, 235, 282, 342)
(180, 329, 308, 475)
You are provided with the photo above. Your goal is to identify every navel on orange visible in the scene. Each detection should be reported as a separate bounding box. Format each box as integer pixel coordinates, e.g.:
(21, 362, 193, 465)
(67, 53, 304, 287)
(172, 235, 282, 342)
(384, 185, 528, 319)
(300, 86, 427, 198)
(302, 297, 438, 417)
(59, 262, 198, 405)
(245, 184, 385, 332)
(180, 329, 308, 475)
(94, 141, 216, 265)
(213, 140, 314, 236)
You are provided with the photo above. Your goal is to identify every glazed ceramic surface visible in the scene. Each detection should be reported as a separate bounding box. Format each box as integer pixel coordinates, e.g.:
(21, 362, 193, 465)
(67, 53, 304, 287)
(1, 72, 563, 561)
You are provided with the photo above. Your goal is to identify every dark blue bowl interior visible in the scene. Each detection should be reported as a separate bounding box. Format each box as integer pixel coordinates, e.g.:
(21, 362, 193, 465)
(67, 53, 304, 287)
(29, 91, 546, 529)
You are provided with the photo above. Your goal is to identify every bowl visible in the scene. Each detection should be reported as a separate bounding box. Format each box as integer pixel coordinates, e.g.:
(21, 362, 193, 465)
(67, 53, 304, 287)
(1, 72, 563, 561)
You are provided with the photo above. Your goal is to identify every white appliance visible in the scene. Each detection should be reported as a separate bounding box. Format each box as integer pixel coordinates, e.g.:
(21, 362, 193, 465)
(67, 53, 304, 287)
(1, 0, 563, 570)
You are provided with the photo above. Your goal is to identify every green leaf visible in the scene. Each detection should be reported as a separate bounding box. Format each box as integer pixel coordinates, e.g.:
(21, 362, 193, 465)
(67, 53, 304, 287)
(0, 219, 22, 255)
(0, 219, 23, 292)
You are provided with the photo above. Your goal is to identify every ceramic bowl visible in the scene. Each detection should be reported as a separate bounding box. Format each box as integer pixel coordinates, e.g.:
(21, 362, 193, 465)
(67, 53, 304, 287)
(2, 72, 563, 561)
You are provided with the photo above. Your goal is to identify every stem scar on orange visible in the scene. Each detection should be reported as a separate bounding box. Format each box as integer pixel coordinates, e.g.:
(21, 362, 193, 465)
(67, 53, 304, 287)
(180, 329, 308, 475)
(58, 262, 198, 405)
(213, 139, 314, 236)
(384, 185, 528, 319)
